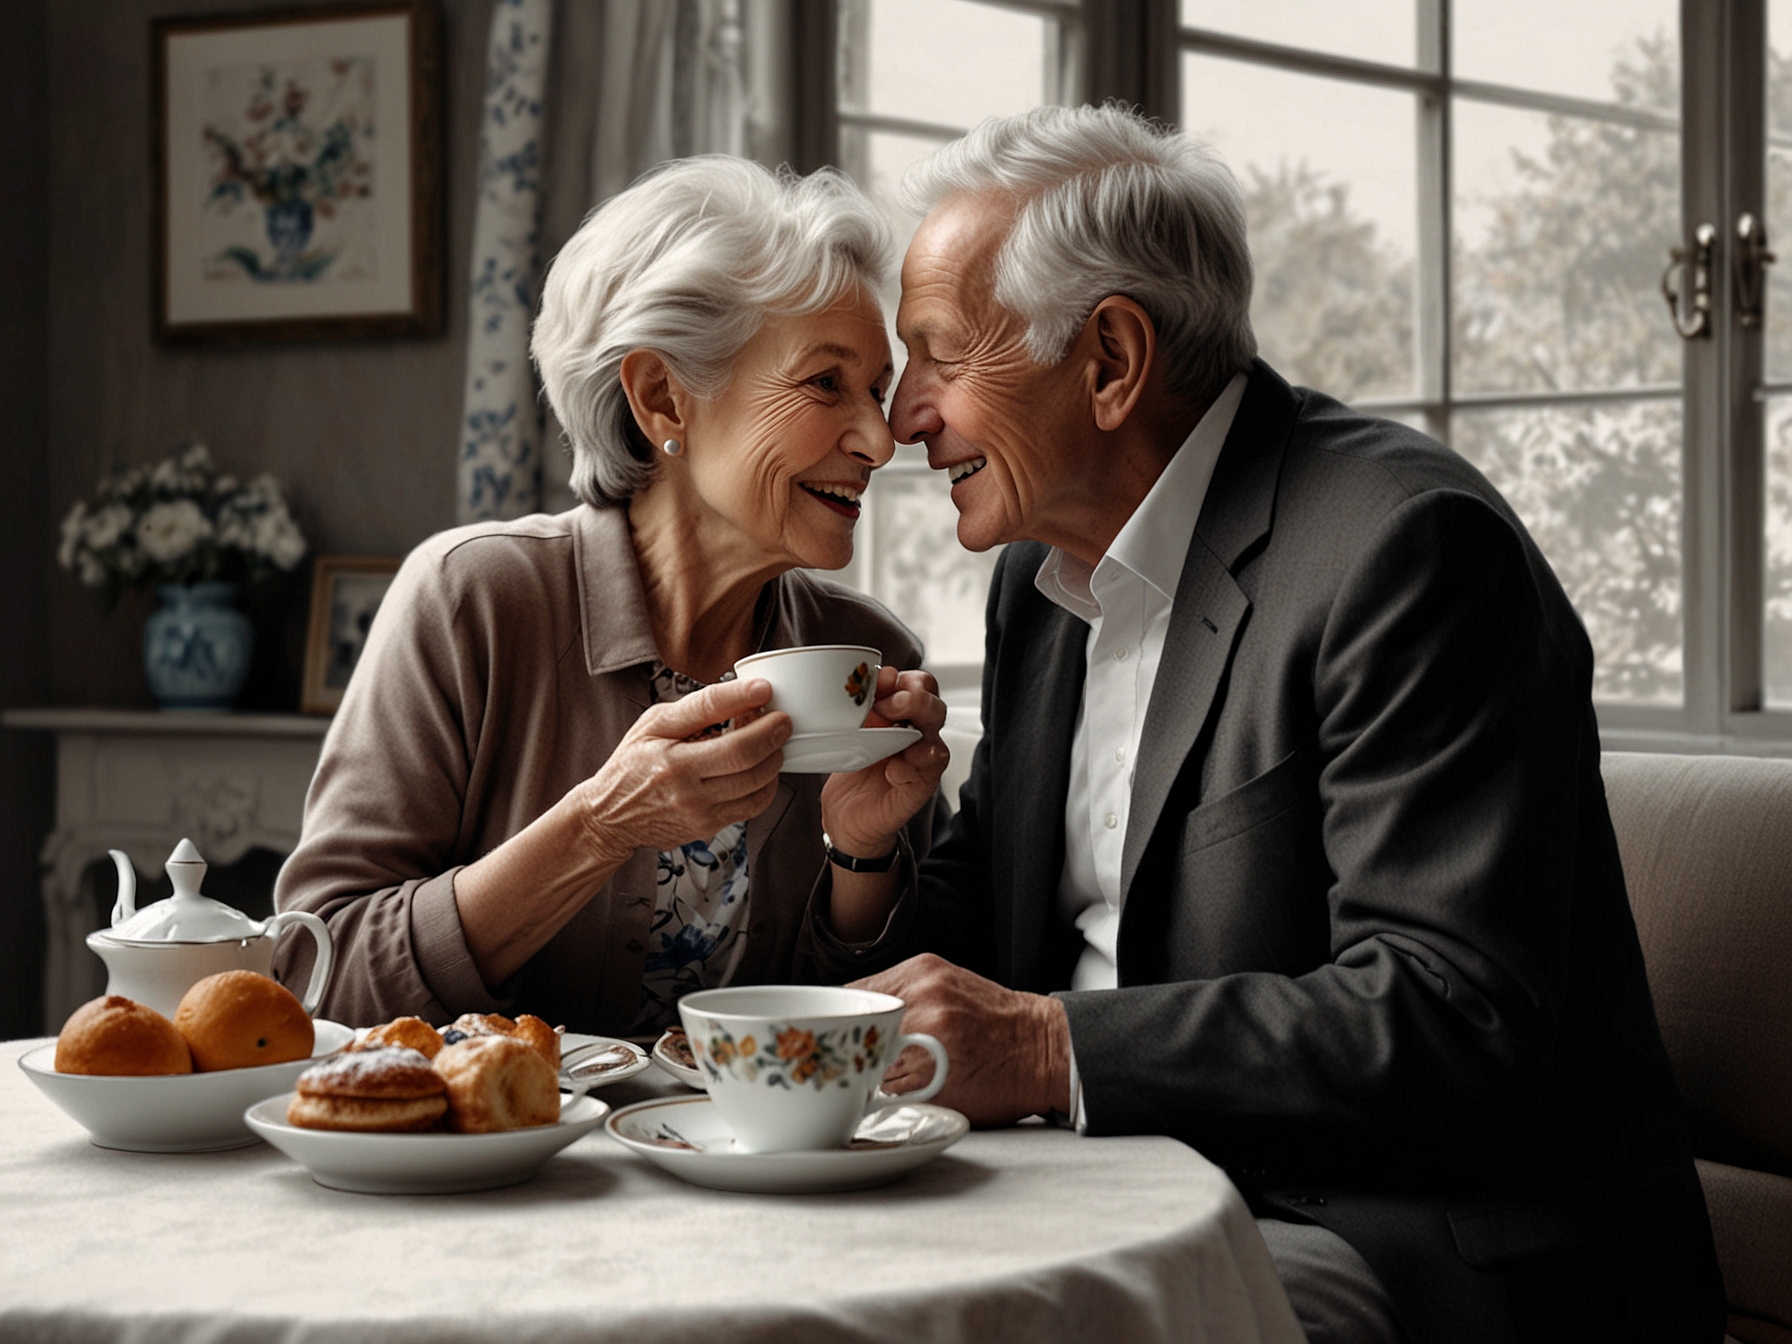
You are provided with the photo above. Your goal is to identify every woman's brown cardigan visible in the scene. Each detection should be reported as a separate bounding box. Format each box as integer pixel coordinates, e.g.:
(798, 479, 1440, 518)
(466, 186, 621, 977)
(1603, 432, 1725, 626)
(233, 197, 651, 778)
(274, 504, 943, 1032)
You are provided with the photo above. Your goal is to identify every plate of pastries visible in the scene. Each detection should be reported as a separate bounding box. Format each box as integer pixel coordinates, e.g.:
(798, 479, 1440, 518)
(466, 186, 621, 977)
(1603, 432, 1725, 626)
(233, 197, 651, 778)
(19, 971, 354, 1152)
(244, 1012, 633, 1194)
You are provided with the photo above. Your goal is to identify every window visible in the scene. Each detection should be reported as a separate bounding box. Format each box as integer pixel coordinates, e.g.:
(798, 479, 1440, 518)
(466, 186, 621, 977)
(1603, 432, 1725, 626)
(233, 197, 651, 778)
(831, 0, 1080, 695)
(824, 2, 1792, 753)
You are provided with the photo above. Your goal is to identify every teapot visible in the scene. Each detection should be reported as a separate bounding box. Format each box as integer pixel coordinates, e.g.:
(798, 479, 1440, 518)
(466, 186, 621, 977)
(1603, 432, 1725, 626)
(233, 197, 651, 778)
(85, 838, 334, 1020)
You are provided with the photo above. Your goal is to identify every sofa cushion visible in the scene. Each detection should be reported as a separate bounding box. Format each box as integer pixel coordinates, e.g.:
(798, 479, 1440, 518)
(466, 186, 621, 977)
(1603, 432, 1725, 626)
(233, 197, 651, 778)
(1697, 1159, 1792, 1339)
(1600, 753, 1792, 1176)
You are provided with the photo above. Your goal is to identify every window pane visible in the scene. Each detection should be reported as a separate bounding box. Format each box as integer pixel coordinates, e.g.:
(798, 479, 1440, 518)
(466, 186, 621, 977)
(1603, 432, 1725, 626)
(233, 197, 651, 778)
(1763, 398, 1792, 706)
(1766, 0, 1792, 385)
(1452, 101, 1680, 395)
(841, 0, 1048, 127)
(1452, 401, 1683, 705)
(1180, 0, 1416, 71)
(866, 470, 1003, 665)
(1182, 54, 1417, 401)
(1773, 0, 1792, 138)
(1454, 0, 1676, 114)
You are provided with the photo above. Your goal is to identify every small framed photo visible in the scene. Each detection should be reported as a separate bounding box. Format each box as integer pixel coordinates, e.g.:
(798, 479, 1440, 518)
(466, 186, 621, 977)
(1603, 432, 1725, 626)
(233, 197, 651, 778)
(152, 1, 442, 341)
(301, 555, 402, 714)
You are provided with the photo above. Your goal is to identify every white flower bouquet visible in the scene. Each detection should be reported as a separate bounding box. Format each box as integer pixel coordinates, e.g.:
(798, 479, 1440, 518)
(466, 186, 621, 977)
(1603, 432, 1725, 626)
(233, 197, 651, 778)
(59, 440, 308, 609)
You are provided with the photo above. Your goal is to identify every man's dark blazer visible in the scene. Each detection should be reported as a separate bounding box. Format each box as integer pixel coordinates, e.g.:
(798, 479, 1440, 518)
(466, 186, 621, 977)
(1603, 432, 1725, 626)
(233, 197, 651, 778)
(895, 361, 1724, 1344)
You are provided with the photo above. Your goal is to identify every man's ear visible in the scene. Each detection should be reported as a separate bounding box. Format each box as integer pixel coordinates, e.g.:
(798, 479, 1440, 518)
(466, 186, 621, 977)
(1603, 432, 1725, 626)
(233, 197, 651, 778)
(618, 349, 689, 447)
(1082, 296, 1156, 433)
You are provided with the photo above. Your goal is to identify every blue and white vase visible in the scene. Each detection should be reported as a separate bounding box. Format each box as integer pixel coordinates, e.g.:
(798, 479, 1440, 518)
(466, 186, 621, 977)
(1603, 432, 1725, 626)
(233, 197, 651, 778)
(143, 582, 253, 711)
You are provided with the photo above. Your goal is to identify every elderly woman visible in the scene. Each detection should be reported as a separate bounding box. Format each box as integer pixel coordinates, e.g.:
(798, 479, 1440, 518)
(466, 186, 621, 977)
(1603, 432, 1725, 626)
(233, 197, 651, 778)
(274, 158, 950, 1034)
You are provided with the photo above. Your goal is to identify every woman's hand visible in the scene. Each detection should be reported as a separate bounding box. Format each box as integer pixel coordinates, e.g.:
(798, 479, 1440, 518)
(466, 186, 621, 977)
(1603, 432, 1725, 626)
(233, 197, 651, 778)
(575, 677, 792, 866)
(456, 678, 790, 991)
(819, 666, 950, 860)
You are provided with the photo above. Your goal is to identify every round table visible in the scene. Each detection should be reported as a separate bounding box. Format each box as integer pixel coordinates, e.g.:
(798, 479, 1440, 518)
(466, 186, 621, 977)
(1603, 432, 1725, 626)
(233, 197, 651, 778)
(1, 1038, 1304, 1344)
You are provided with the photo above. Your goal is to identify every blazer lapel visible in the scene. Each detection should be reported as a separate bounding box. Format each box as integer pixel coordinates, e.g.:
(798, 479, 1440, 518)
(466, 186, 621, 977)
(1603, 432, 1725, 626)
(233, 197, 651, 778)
(998, 596, 1089, 988)
(1120, 361, 1300, 900)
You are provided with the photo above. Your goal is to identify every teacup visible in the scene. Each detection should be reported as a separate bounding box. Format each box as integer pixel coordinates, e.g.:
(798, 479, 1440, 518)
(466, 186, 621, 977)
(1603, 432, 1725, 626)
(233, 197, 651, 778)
(680, 985, 948, 1153)
(732, 644, 881, 735)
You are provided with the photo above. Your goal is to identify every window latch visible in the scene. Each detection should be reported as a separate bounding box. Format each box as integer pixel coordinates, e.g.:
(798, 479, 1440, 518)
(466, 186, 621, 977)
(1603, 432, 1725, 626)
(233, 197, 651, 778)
(1662, 223, 1716, 340)
(1735, 212, 1776, 330)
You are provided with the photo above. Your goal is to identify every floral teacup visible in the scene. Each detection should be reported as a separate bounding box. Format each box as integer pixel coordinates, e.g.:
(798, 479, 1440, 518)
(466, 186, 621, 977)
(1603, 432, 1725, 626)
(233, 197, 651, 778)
(679, 985, 948, 1153)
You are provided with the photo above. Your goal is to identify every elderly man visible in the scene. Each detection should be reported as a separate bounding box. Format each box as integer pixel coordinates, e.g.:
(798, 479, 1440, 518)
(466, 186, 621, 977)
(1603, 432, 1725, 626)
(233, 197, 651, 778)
(813, 105, 1723, 1343)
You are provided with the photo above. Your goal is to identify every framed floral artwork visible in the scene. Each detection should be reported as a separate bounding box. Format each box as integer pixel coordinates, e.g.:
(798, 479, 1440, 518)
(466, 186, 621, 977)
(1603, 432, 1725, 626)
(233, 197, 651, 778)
(301, 555, 402, 714)
(152, 1, 442, 340)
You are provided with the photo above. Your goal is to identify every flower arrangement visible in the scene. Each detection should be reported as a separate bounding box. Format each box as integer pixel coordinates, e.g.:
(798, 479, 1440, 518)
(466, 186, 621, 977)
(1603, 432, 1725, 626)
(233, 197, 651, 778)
(58, 440, 308, 610)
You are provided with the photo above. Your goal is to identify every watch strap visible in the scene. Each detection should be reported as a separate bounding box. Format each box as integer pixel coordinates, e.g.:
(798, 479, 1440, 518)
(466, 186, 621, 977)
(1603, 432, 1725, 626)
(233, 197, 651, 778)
(822, 832, 898, 873)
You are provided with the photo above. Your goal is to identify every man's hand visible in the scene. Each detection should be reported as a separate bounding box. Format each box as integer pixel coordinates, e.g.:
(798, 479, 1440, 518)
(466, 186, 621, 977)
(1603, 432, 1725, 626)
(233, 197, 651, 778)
(851, 954, 1072, 1127)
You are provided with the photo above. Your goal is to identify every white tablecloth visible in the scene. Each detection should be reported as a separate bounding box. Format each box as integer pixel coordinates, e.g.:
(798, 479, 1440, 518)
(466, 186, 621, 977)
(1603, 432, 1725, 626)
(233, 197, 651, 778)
(1, 1038, 1304, 1344)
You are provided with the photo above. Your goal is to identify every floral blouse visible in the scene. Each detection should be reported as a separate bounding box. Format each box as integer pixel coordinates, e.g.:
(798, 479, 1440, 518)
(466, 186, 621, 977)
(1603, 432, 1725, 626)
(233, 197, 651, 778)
(629, 662, 753, 1033)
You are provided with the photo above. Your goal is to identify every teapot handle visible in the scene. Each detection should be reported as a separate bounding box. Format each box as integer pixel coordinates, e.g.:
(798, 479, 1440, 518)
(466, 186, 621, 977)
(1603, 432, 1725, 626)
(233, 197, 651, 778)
(108, 849, 137, 925)
(262, 911, 335, 1017)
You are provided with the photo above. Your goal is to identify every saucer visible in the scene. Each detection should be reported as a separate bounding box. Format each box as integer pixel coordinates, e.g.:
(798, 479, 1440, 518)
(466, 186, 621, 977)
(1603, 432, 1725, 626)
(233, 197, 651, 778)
(606, 1094, 968, 1193)
(651, 1030, 704, 1088)
(246, 1092, 609, 1194)
(780, 727, 922, 774)
(20, 1020, 354, 1153)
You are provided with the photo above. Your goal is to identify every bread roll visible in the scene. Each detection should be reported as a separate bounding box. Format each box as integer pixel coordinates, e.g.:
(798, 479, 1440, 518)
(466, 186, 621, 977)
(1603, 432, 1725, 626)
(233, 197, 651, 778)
(287, 1046, 448, 1132)
(358, 1016, 443, 1059)
(54, 995, 193, 1076)
(434, 1035, 560, 1133)
(174, 970, 314, 1072)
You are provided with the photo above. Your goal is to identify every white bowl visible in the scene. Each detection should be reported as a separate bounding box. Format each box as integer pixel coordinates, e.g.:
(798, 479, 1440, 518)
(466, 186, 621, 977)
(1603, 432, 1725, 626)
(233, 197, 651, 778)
(245, 1092, 610, 1194)
(19, 1020, 354, 1152)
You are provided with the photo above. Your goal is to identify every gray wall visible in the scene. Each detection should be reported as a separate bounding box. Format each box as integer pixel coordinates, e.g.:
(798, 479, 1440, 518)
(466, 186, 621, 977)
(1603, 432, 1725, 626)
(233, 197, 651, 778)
(3, 0, 504, 1034)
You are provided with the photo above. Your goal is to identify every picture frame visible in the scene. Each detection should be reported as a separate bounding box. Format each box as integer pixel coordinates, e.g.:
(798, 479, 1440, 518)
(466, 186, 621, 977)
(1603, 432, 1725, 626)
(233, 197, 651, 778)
(301, 555, 402, 714)
(152, 0, 443, 341)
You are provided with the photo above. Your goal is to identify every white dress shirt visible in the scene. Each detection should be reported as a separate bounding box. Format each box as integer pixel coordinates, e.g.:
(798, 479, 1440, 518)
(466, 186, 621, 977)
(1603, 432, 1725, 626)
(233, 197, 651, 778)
(1035, 373, 1247, 993)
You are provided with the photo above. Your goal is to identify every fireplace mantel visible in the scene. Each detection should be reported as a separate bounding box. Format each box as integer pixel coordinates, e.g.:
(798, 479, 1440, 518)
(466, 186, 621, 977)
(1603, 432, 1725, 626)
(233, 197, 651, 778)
(2, 708, 329, 1028)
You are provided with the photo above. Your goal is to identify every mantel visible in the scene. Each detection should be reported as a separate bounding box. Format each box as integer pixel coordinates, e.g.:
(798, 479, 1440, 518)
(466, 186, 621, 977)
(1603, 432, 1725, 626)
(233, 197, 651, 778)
(4, 707, 331, 1028)
(3, 707, 330, 738)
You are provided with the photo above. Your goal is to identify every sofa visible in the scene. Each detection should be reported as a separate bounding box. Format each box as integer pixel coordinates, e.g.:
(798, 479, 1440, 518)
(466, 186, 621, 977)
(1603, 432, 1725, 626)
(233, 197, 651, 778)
(1602, 752, 1792, 1344)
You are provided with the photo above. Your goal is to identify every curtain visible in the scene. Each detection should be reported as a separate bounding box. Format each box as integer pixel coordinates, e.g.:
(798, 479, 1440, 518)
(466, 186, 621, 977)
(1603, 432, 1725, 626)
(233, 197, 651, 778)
(459, 0, 794, 524)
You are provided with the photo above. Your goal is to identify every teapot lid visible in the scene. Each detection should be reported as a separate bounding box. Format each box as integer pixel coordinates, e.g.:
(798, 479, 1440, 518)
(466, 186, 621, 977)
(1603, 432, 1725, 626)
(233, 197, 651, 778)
(102, 838, 264, 944)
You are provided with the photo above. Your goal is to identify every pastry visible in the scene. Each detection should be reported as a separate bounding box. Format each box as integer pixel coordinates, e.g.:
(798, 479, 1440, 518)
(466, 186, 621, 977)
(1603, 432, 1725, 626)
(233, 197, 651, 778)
(54, 995, 193, 1076)
(433, 1035, 560, 1133)
(286, 1046, 448, 1132)
(357, 1016, 443, 1059)
(441, 1012, 561, 1069)
(173, 970, 314, 1072)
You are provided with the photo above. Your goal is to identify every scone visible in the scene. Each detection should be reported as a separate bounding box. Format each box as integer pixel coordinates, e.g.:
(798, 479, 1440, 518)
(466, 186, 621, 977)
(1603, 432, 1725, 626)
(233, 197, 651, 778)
(286, 1046, 448, 1132)
(433, 1035, 561, 1133)
(441, 1012, 561, 1070)
(358, 1016, 443, 1059)
(174, 970, 314, 1072)
(54, 995, 193, 1076)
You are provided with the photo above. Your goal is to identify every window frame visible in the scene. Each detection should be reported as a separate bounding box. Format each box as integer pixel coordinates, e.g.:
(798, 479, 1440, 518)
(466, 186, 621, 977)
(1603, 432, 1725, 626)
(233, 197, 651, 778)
(819, 0, 1792, 756)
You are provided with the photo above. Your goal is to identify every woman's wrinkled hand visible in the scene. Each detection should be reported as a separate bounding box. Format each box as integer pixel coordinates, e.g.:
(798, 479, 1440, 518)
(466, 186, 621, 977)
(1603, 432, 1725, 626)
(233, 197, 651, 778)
(819, 666, 950, 858)
(575, 677, 790, 865)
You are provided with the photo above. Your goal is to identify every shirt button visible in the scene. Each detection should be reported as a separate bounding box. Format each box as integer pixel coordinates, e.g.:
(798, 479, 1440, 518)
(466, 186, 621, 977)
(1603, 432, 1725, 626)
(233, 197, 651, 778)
(1114, 746, 1126, 764)
(1104, 812, 1118, 829)
(1114, 646, 1129, 661)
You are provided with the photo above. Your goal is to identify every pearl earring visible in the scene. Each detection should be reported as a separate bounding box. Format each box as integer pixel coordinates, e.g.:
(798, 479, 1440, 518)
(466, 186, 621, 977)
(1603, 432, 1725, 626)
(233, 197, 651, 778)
(661, 438, 683, 457)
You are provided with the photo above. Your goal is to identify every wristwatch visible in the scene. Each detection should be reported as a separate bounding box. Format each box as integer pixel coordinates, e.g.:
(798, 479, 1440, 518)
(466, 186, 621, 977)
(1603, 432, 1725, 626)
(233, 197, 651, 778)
(822, 832, 898, 873)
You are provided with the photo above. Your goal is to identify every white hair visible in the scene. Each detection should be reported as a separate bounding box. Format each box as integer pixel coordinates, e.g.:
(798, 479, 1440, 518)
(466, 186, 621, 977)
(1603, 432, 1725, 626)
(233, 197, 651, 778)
(534, 156, 893, 507)
(900, 103, 1256, 403)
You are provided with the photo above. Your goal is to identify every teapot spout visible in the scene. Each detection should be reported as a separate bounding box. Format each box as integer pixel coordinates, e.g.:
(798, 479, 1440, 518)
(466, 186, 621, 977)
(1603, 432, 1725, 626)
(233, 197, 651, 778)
(108, 849, 137, 926)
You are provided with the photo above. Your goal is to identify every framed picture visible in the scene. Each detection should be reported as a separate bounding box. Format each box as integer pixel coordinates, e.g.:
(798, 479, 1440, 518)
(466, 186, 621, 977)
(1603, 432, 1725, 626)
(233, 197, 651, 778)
(301, 555, 402, 714)
(152, 1, 442, 341)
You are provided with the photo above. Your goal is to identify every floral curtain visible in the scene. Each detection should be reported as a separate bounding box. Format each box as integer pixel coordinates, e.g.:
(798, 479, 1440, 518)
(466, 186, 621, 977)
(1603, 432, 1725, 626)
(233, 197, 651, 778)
(459, 0, 789, 523)
(457, 0, 555, 524)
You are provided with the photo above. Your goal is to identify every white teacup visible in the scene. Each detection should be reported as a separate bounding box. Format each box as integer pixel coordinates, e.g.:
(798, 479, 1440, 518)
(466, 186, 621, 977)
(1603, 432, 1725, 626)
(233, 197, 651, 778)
(733, 644, 882, 735)
(680, 985, 948, 1153)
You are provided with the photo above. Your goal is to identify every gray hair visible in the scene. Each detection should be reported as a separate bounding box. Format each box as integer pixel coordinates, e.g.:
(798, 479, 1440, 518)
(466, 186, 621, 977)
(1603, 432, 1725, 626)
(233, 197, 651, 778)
(534, 156, 893, 507)
(900, 103, 1255, 403)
